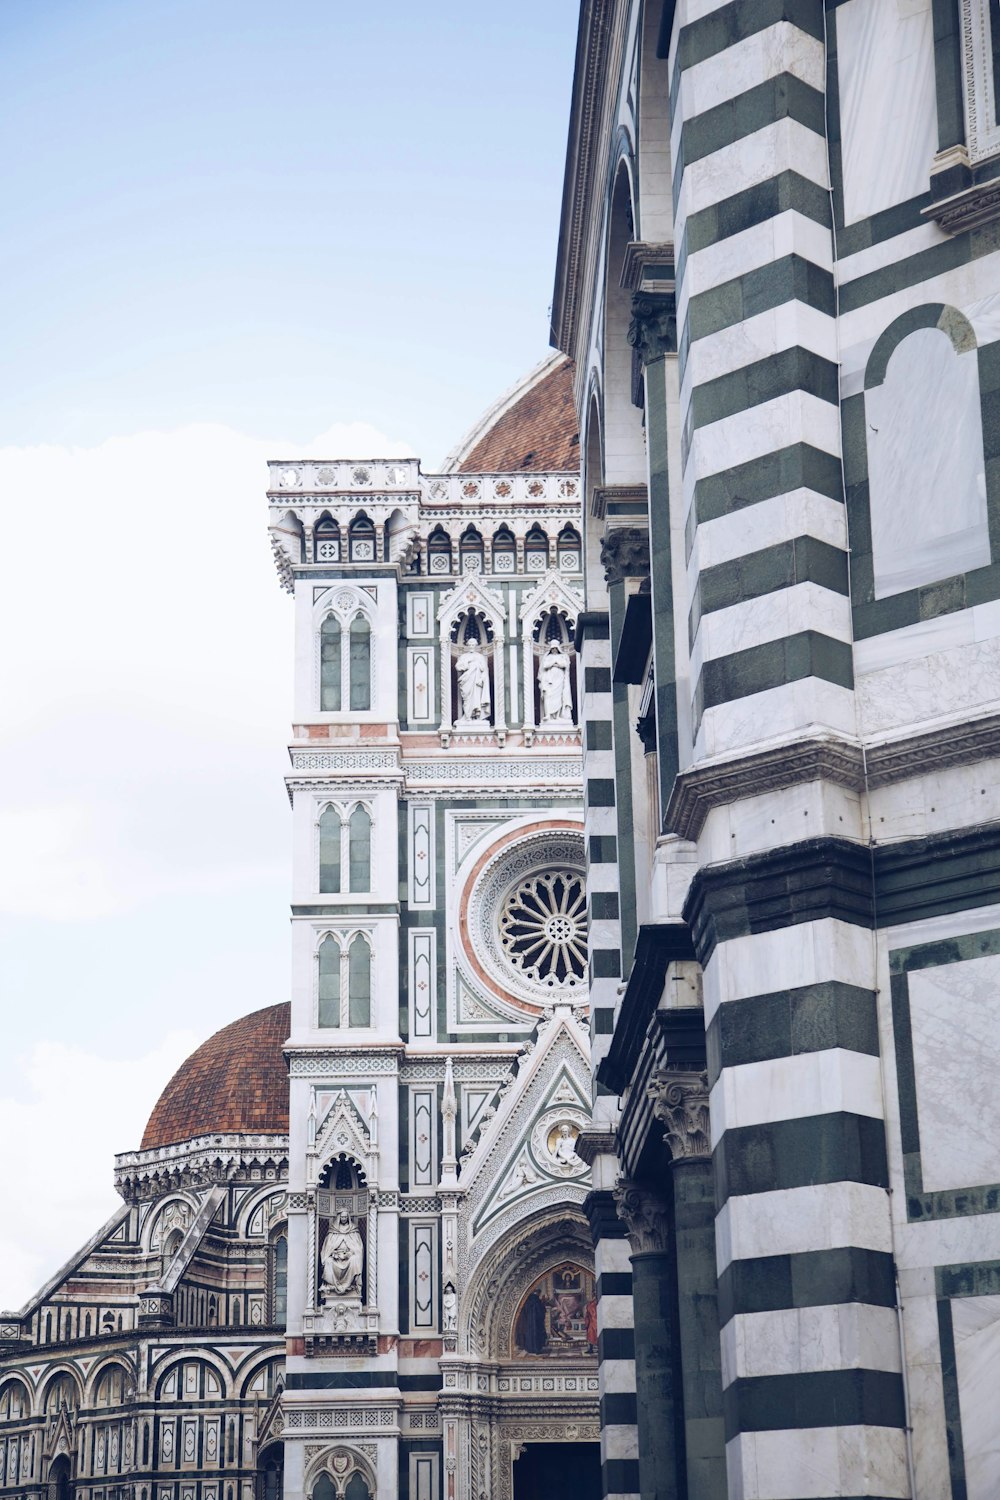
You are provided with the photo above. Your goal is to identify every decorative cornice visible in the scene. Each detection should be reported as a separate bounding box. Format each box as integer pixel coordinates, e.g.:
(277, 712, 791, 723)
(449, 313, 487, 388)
(664, 736, 864, 840)
(601, 525, 650, 585)
(922, 175, 1000, 233)
(648, 1069, 711, 1161)
(627, 290, 677, 363)
(590, 483, 647, 521)
(865, 710, 1000, 788)
(573, 1128, 617, 1166)
(613, 1181, 671, 1254)
(620, 241, 675, 292)
(597, 926, 697, 1095)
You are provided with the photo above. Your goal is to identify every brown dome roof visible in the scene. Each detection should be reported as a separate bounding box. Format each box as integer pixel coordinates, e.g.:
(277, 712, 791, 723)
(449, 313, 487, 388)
(456, 355, 579, 472)
(141, 1003, 290, 1150)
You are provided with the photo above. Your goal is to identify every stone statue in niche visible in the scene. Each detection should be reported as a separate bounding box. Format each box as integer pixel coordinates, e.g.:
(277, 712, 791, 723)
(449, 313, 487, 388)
(550, 1122, 579, 1166)
(456, 639, 490, 721)
(320, 1212, 363, 1300)
(538, 640, 573, 723)
(442, 1281, 457, 1332)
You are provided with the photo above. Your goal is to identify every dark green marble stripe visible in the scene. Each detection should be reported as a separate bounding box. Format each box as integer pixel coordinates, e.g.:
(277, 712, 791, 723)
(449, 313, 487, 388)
(677, 74, 825, 180)
(693, 630, 853, 725)
(691, 442, 843, 539)
(686, 253, 835, 347)
(706, 982, 879, 1087)
(691, 346, 838, 430)
(673, 0, 824, 79)
(717, 1247, 897, 1324)
(713, 1112, 888, 1204)
(723, 1368, 905, 1438)
(690, 535, 848, 643)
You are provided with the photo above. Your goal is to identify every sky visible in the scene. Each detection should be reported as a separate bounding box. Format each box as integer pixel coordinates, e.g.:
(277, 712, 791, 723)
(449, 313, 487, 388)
(0, 0, 578, 1307)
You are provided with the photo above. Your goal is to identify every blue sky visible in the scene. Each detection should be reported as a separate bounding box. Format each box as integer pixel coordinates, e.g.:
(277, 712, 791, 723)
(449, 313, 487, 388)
(0, 0, 579, 1304)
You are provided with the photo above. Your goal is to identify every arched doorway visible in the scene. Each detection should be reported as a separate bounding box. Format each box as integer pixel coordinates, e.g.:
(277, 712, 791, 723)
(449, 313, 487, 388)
(513, 1441, 600, 1500)
(256, 1441, 283, 1500)
(48, 1454, 73, 1500)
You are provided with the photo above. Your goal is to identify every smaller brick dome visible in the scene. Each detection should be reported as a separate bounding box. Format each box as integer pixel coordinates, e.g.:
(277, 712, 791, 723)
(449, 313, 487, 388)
(448, 354, 580, 473)
(141, 1003, 290, 1150)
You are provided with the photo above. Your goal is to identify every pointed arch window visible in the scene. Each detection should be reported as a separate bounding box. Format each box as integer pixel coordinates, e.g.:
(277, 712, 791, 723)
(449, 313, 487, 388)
(314, 516, 340, 563)
(349, 514, 376, 562)
(319, 610, 372, 712)
(460, 527, 484, 574)
(428, 527, 452, 574)
(320, 617, 342, 711)
(557, 525, 581, 572)
(271, 1234, 288, 1325)
(492, 526, 515, 574)
(348, 615, 371, 710)
(319, 806, 342, 893)
(317, 933, 373, 1028)
(525, 526, 549, 573)
(348, 806, 371, 892)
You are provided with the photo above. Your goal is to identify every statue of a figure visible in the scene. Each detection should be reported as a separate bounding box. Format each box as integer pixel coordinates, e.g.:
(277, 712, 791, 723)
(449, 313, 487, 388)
(320, 1212, 363, 1299)
(539, 641, 573, 723)
(442, 1282, 457, 1332)
(456, 640, 490, 721)
(551, 1122, 579, 1165)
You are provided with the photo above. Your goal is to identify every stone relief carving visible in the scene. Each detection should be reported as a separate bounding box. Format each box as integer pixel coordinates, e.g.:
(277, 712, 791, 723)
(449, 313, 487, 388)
(648, 1068, 711, 1161)
(600, 526, 650, 585)
(319, 1213, 364, 1301)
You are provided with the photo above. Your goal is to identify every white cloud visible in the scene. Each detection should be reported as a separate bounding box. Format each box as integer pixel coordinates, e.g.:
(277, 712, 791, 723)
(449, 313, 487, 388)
(0, 417, 413, 1305)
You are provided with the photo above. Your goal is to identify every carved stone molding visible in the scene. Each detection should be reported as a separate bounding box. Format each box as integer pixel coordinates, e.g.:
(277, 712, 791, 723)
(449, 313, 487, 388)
(627, 291, 677, 364)
(648, 1069, 711, 1162)
(600, 527, 650, 586)
(613, 1181, 670, 1254)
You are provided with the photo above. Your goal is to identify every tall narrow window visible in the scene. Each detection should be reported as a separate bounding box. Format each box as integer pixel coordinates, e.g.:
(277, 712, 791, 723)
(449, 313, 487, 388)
(320, 617, 342, 711)
(319, 806, 342, 893)
(318, 936, 341, 1027)
(273, 1236, 288, 1325)
(348, 936, 371, 1027)
(348, 806, 371, 892)
(348, 616, 371, 710)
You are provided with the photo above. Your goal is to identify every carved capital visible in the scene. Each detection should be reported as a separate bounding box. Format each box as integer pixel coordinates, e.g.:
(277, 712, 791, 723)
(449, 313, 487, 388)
(613, 1181, 671, 1253)
(648, 1068, 711, 1161)
(627, 291, 677, 363)
(600, 526, 650, 586)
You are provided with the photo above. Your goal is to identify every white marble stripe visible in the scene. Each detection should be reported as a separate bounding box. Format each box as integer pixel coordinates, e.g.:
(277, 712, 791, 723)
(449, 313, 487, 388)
(597, 1294, 636, 1330)
(720, 1303, 902, 1384)
(681, 303, 837, 403)
(671, 24, 824, 149)
(709, 1051, 884, 1142)
(686, 391, 841, 487)
(694, 676, 856, 762)
(601, 1361, 640, 1395)
(835, 219, 943, 284)
(839, 228, 1000, 353)
(725, 1425, 910, 1500)
(677, 119, 829, 220)
(702, 918, 874, 1021)
(715, 1181, 893, 1274)
(690, 490, 847, 572)
(681, 211, 833, 313)
(689, 584, 853, 687)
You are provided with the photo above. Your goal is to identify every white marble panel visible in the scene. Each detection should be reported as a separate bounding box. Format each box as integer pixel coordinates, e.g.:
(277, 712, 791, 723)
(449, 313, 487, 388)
(908, 952, 1000, 1192)
(710, 1050, 884, 1140)
(683, 302, 836, 395)
(677, 22, 823, 122)
(854, 608, 976, 676)
(681, 210, 832, 312)
(898, 1286, 952, 1500)
(699, 778, 863, 865)
(721, 1302, 902, 1382)
(691, 490, 847, 573)
(858, 630, 1000, 736)
(680, 119, 829, 219)
(691, 584, 852, 685)
(866, 753, 1000, 843)
(867, 327, 988, 599)
(688, 389, 841, 483)
(716, 1181, 893, 1271)
(706, 916, 874, 1016)
(837, 0, 936, 224)
(727, 1425, 910, 1500)
(954, 1294, 1000, 1500)
(695, 674, 855, 762)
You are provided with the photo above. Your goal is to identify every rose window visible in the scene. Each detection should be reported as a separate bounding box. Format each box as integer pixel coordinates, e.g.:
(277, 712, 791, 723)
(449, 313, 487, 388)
(498, 871, 587, 989)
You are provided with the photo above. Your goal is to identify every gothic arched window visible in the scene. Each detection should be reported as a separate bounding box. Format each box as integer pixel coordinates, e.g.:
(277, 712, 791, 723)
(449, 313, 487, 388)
(318, 936, 341, 1027)
(428, 527, 452, 574)
(348, 514, 375, 562)
(492, 526, 515, 574)
(314, 515, 340, 563)
(348, 805, 371, 892)
(558, 525, 581, 572)
(320, 616, 342, 711)
(348, 935, 372, 1027)
(348, 616, 371, 710)
(460, 526, 484, 574)
(319, 806, 342, 894)
(271, 1235, 288, 1325)
(525, 525, 549, 573)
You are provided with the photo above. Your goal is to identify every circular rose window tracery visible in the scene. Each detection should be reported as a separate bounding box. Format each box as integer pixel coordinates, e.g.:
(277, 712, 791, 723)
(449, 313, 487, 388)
(499, 872, 587, 988)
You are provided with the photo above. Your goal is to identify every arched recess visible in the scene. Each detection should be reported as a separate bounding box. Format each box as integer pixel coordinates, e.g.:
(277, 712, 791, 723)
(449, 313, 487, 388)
(85, 1358, 135, 1407)
(637, 0, 674, 241)
(48, 1452, 73, 1500)
(0, 1375, 32, 1420)
(462, 1205, 595, 1360)
(256, 1441, 284, 1500)
(603, 160, 647, 485)
(306, 1447, 376, 1500)
(39, 1369, 82, 1417)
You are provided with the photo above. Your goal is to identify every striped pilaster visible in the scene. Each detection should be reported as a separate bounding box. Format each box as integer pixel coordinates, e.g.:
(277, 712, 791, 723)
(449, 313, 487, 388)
(685, 846, 909, 1500)
(670, 0, 851, 762)
(586, 1190, 641, 1500)
(579, 611, 623, 1081)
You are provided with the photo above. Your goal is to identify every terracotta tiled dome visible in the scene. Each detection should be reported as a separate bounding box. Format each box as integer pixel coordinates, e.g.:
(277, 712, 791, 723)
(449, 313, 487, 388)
(449, 354, 579, 473)
(141, 1003, 290, 1150)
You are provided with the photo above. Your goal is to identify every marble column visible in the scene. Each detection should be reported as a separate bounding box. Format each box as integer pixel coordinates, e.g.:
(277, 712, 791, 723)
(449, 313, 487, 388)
(614, 1182, 681, 1500)
(650, 1068, 726, 1500)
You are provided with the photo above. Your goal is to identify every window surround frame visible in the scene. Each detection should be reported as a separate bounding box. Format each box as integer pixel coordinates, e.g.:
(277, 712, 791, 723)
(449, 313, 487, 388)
(315, 799, 373, 896)
(314, 927, 375, 1030)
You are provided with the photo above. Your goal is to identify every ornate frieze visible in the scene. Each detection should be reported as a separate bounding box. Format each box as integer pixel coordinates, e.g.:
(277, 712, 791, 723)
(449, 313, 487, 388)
(648, 1069, 711, 1161)
(613, 1182, 671, 1254)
